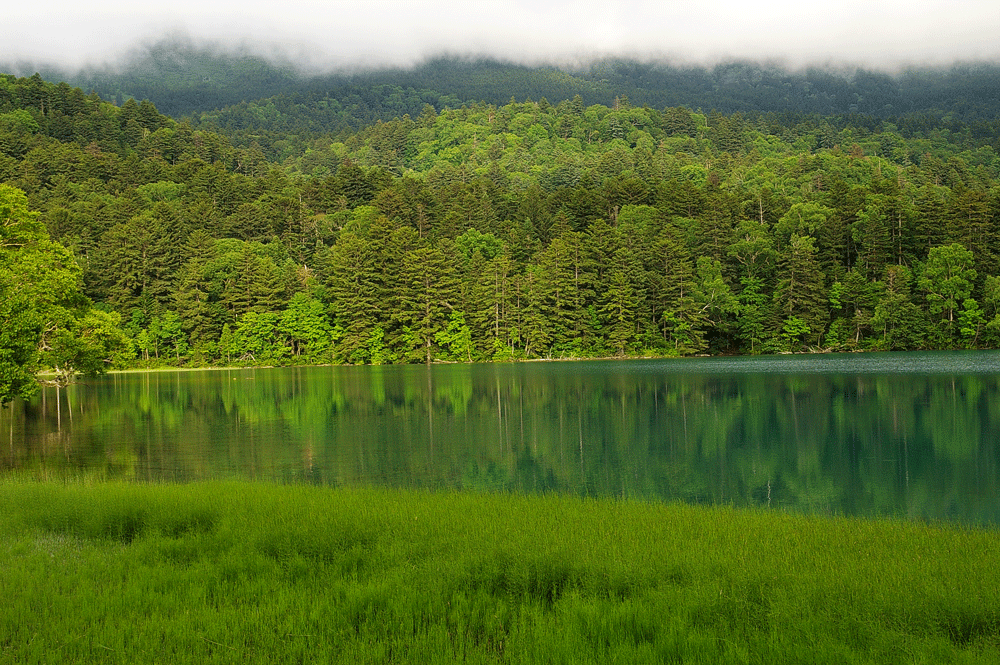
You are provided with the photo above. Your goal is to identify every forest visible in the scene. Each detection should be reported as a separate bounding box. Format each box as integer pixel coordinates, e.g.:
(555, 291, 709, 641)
(25, 39, 1000, 126)
(2, 63, 1000, 403)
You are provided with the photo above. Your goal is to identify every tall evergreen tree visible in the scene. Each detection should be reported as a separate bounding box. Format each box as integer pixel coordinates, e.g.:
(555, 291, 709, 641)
(394, 241, 460, 364)
(773, 234, 828, 348)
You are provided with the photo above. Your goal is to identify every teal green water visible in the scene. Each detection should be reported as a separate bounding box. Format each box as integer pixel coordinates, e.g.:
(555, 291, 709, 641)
(4, 352, 1000, 524)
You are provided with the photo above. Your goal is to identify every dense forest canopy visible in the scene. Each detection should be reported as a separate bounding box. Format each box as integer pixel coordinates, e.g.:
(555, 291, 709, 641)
(2, 63, 1000, 402)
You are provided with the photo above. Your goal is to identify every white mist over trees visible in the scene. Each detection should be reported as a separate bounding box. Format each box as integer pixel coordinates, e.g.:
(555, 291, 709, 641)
(4, 1, 1000, 72)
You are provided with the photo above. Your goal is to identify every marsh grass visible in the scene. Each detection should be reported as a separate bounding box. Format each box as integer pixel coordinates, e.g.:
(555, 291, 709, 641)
(1, 480, 998, 663)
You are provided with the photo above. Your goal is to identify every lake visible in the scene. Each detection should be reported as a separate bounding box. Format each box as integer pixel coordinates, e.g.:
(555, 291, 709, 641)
(4, 351, 1000, 525)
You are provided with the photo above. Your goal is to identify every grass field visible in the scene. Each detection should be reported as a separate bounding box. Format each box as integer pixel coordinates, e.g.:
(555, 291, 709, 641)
(1, 480, 998, 663)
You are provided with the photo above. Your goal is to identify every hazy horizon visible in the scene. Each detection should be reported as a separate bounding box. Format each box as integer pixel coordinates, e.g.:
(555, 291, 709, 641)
(5, 1, 1000, 75)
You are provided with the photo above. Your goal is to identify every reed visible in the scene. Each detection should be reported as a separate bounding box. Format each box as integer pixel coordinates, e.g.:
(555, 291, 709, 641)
(1, 480, 998, 663)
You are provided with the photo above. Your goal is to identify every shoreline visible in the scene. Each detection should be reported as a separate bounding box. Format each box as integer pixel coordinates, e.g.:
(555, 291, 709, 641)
(81, 346, 987, 375)
(73, 346, 956, 376)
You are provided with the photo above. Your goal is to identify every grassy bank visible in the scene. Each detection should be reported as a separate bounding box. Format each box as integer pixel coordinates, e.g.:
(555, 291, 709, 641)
(1, 481, 998, 663)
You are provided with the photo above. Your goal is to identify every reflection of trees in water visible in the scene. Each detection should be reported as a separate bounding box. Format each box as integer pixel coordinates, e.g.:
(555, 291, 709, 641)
(3, 359, 1000, 524)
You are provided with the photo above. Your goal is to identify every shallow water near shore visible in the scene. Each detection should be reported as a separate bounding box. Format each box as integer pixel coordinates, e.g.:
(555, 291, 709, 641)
(4, 350, 1000, 525)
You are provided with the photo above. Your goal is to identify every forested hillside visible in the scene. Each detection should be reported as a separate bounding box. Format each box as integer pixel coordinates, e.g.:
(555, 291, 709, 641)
(2, 69, 1000, 393)
(21, 39, 1000, 134)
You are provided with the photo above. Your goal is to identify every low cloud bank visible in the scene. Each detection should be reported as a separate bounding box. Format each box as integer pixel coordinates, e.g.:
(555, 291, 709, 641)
(5, 1, 1000, 74)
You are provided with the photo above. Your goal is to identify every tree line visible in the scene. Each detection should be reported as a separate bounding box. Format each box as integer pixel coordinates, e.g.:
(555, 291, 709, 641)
(2, 72, 1000, 404)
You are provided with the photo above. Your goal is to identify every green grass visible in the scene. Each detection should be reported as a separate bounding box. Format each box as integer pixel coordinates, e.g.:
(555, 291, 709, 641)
(1, 481, 998, 663)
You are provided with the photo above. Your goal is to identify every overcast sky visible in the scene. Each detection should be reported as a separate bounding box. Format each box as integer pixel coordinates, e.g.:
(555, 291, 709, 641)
(5, 1, 1000, 71)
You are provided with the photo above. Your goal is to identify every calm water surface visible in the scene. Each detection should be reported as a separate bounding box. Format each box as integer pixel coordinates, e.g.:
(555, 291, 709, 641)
(4, 351, 1000, 525)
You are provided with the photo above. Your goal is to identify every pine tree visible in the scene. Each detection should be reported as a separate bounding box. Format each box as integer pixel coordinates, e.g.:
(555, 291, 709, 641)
(602, 246, 644, 356)
(325, 231, 384, 363)
(871, 265, 927, 350)
(651, 224, 706, 354)
(773, 234, 828, 348)
(173, 230, 221, 349)
(468, 252, 518, 359)
(95, 211, 177, 316)
(394, 242, 460, 364)
(534, 229, 593, 355)
(852, 194, 893, 280)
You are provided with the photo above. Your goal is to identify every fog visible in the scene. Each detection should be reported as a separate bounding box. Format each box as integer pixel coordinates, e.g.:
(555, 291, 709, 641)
(5, 0, 1000, 72)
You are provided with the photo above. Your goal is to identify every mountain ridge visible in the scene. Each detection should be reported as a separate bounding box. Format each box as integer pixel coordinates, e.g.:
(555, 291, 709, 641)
(7, 37, 1000, 126)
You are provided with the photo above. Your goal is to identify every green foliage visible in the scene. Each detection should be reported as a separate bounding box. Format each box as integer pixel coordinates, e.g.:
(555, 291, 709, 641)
(3, 69, 1000, 374)
(920, 243, 978, 346)
(1, 184, 124, 401)
(780, 315, 812, 351)
(870, 265, 926, 350)
(280, 293, 334, 361)
(149, 310, 188, 362)
(394, 243, 461, 364)
(435, 310, 474, 362)
(366, 326, 392, 365)
(736, 276, 771, 354)
(231, 311, 289, 365)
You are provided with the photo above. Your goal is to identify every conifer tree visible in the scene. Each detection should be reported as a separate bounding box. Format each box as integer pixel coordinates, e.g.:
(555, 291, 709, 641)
(394, 242, 460, 364)
(774, 234, 828, 349)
